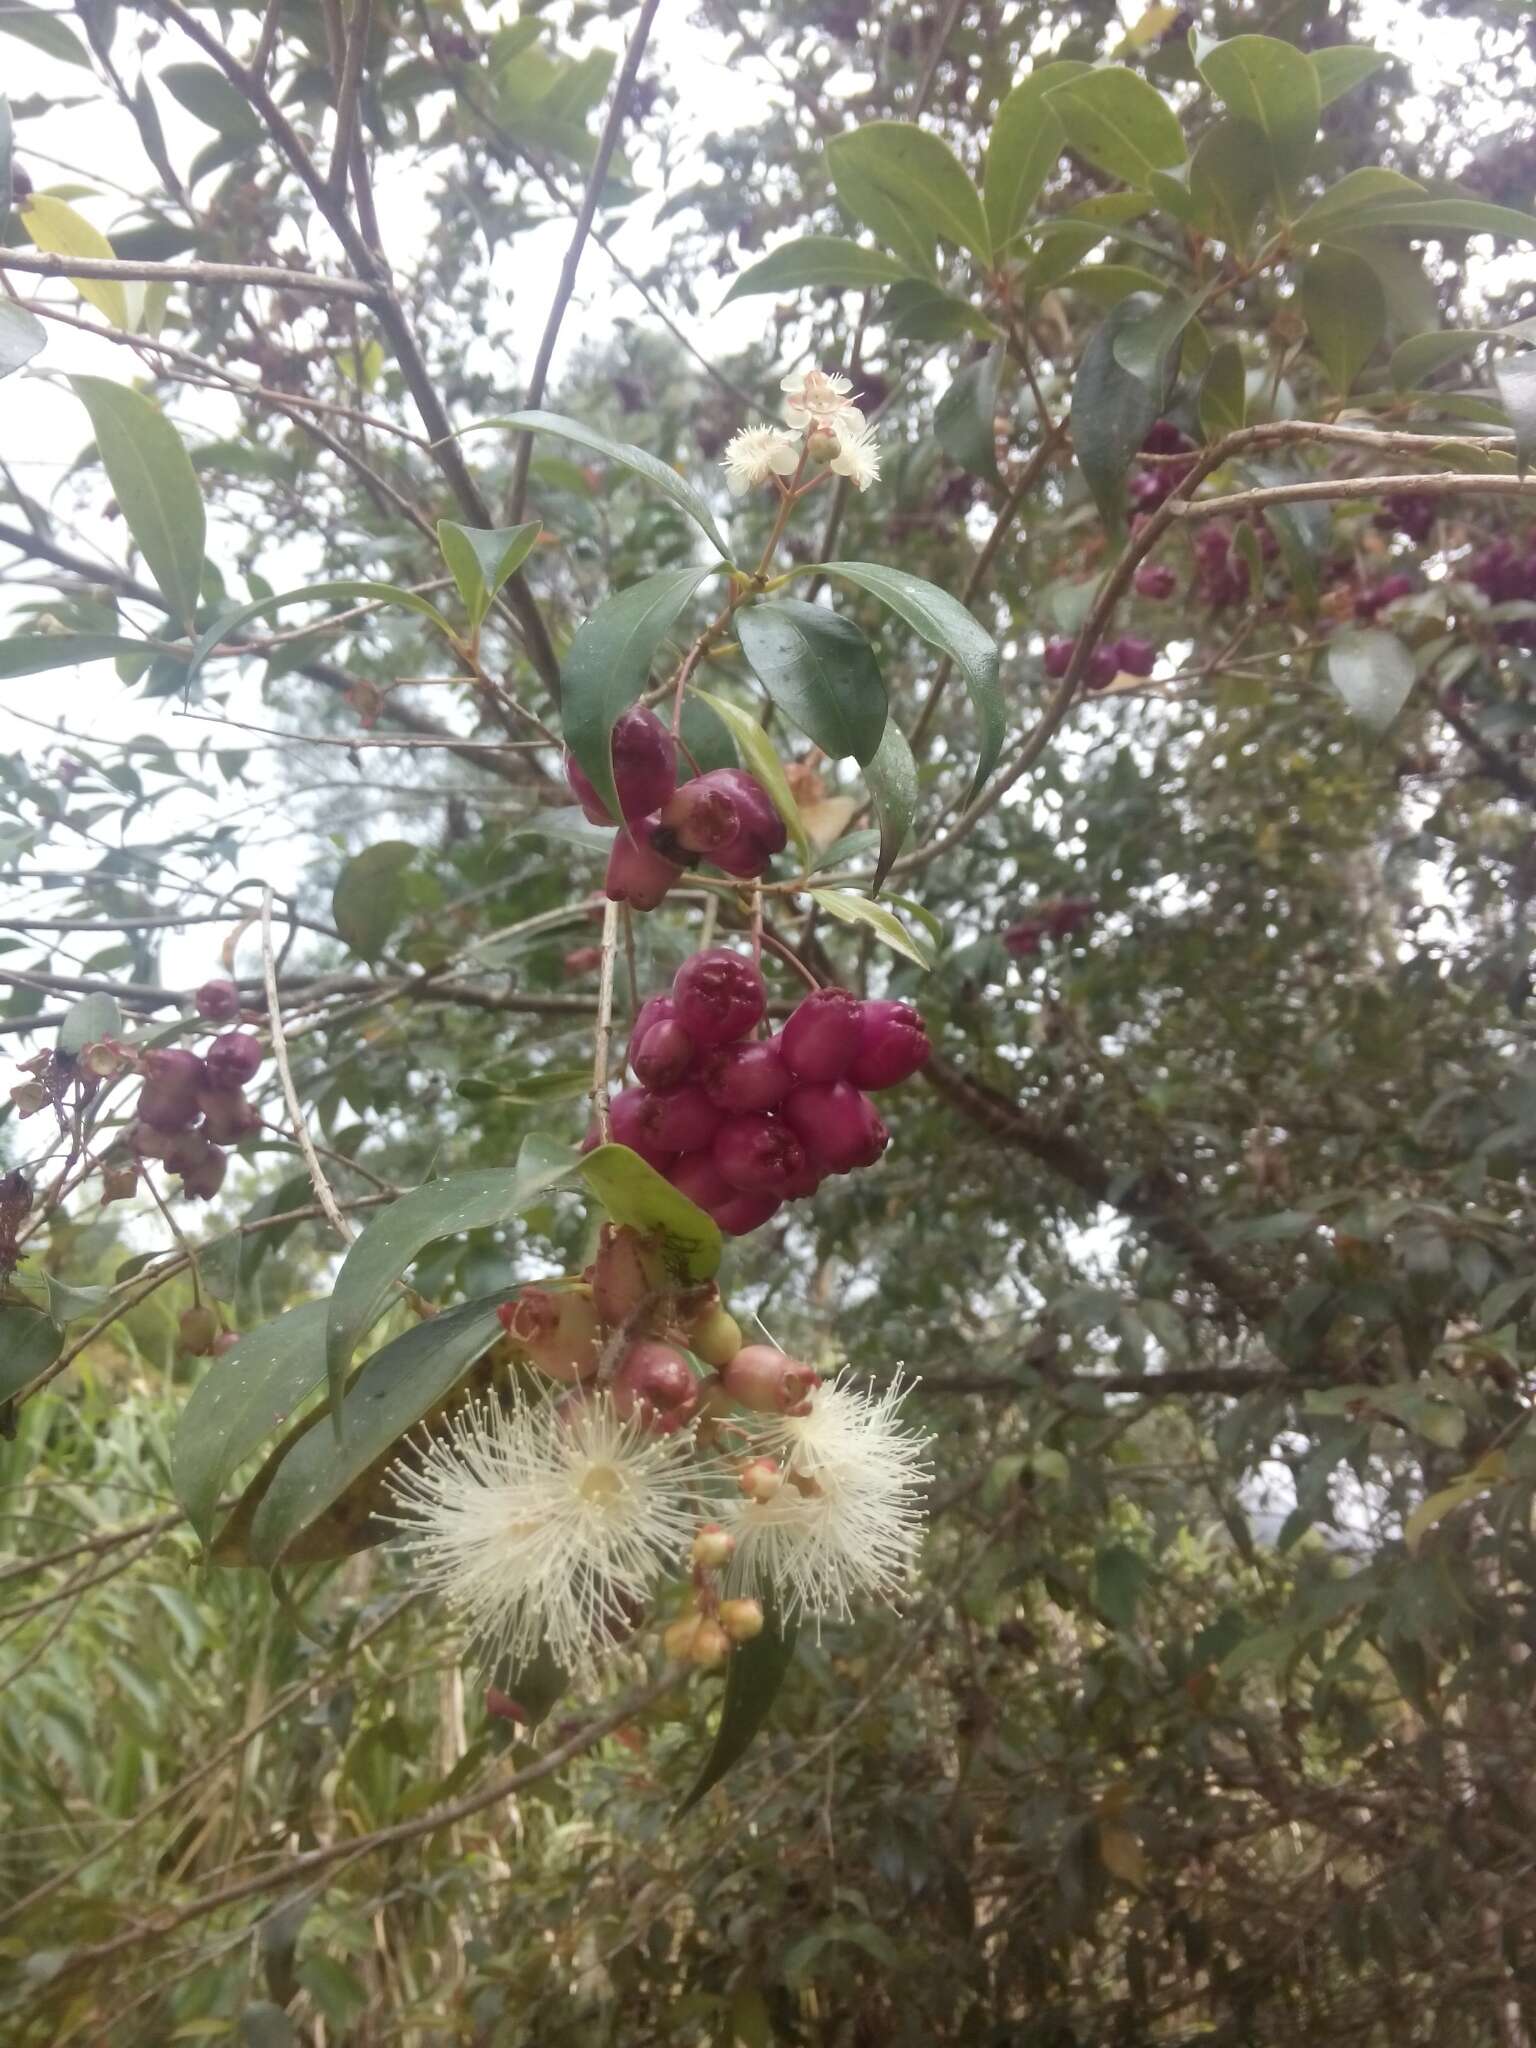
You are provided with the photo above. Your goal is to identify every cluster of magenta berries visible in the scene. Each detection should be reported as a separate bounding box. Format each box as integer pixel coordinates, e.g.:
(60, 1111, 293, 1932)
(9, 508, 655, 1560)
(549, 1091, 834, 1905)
(565, 705, 788, 912)
(1003, 895, 1098, 959)
(595, 947, 930, 1236)
(1043, 632, 1156, 689)
(1466, 535, 1536, 648)
(1126, 420, 1196, 516)
(128, 979, 262, 1201)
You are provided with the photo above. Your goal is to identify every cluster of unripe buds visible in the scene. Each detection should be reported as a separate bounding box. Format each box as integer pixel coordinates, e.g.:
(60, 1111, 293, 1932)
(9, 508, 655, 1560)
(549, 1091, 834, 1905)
(126, 980, 262, 1202)
(564, 706, 790, 911)
(663, 1521, 766, 1668)
(596, 947, 930, 1236)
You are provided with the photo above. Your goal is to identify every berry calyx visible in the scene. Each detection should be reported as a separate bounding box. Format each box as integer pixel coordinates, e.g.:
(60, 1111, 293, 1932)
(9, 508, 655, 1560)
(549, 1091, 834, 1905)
(672, 948, 766, 1046)
(589, 1223, 667, 1326)
(847, 999, 930, 1090)
(194, 978, 241, 1022)
(565, 705, 677, 825)
(781, 986, 864, 1083)
(498, 1285, 603, 1382)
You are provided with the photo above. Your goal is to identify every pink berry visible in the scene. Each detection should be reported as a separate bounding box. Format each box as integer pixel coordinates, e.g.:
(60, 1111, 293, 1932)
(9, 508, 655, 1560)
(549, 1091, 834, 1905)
(194, 978, 241, 1022)
(783, 1082, 888, 1174)
(667, 1153, 735, 1212)
(657, 773, 742, 856)
(702, 768, 787, 878)
(1114, 635, 1156, 678)
(1133, 562, 1177, 601)
(178, 1142, 228, 1201)
(720, 1344, 820, 1414)
(612, 1083, 720, 1157)
(699, 1039, 792, 1112)
(781, 1155, 823, 1199)
(565, 706, 677, 825)
(197, 1088, 260, 1145)
(781, 987, 864, 1083)
(628, 993, 677, 1061)
(137, 1049, 207, 1132)
(607, 1089, 680, 1172)
(1086, 646, 1119, 690)
(847, 1000, 930, 1090)
(713, 1113, 807, 1196)
(204, 1032, 262, 1090)
(715, 1191, 783, 1235)
(161, 1128, 217, 1176)
(605, 816, 684, 912)
(611, 1339, 700, 1434)
(672, 948, 766, 1046)
(1043, 635, 1075, 679)
(1003, 920, 1043, 958)
(632, 1017, 696, 1090)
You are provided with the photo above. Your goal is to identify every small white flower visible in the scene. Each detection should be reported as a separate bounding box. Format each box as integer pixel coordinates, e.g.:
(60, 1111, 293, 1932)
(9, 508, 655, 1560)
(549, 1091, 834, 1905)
(728, 1370, 930, 1629)
(781, 366, 864, 432)
(386, 1391, 709, 1681)
(721, 423, 802, 496)
(828, 415, 881, 493)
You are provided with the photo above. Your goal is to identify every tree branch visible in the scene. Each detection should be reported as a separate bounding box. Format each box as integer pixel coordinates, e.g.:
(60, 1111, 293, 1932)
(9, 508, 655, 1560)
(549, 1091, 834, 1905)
(0, 249, 379, 298)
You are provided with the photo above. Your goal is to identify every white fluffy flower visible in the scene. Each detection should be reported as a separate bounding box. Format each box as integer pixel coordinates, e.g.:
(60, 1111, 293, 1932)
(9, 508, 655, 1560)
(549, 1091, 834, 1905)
(781, 366, 864, 432)
(827, 415, 882, 492)
(386, 1391, 708, 1680)
(721, 423, 802, 496)
(728, 1370, 930, 1629)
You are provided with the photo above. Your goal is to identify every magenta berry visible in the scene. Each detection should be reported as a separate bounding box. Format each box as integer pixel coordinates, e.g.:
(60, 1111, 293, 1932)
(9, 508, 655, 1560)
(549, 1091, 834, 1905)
(142, 1047, 206, 1092)
(1086, 646, 1119, 690)
(632, 1017, 696, 1090)
(608, 1089, 680, 1172)
(137, 1049, 207, 1132)
(197, 1088, 260, 1145)
(565, 705, 676, 825)
(1043, 635, 1075, 679)
(699, 1039, 792, 1112)
(611, 1339, 699, 1434)
(668, 1152, 735, 1213)
(847, 1000, 930, 1091)
(194, 978, 241, 1022)
(704, 768, 787, 878)
(672, 948, 766, 1046)
(1133, 562, 1177, 601)
(713, 1113, 807, 1196)
(1114, 635, 1156, 679)
(783, 1081, 888, 1174)
(780, 987, 864, 1083)
(611, 1083, 719, 1158)
(204, 1032, 262, 1090)
(658, 772, 742, 855)
(178, 1144, 228, 1201)
(715, 1190, 782, 1235)
(605, 816, 684, 912)
(629, 993, 678, 1062)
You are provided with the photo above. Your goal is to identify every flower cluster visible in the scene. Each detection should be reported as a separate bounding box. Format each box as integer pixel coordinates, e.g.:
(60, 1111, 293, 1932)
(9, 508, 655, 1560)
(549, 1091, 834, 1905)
(720, 365, 881, 496)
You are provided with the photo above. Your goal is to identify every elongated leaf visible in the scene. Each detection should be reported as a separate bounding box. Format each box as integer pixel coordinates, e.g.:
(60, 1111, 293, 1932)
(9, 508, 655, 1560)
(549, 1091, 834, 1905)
(1341, 197, 1536, 242)
(0, 1304, 63, 1404)
(170, 1301, 331, 1547)
(160, 61, 263, 143)
(470, 409, 731, 558)
(1186, 120, 1271, 249)
(0, 633, 150, 678)
(184, 579, 454, 686)
(934, 347, 1001, 484)
(1293, 166, 1422, 235)
(1404, 1476, 1489, 1557)
(1112, 288, 1209, 386)
(250, 1295, 511, 1566)
(22, 194, 128, 328)
(737, 600, 887, 765)
(722, 236, 911, 304)
(1198, 36, 1319, 164)
(437, 519, 542, 631)
(823, 561, 1002, 797)
(827, 121, 991, 269)
(690, 686, 811, 869)
(880, 277, 998, 343)
(69, 376, 205, 629)
(1390, 330, 1493, 390)
(332, 841, 415, 957)
(1312, 46, 1389, 106)
(984, 61, 1087, 257)
(808, 887, 934, 971)
(578, 1144, 721, 1282)
(1045, 68, 1186, 188)
(676, 1584, 797, 1815)
(1070, 295, 1168, 531)
(0, 0, 90, 66)
(1328, 629, 1416, 733)
(1302, 247, 1385, 392)
(58, 990, 121, 1053)
(1494, 352, 1536, 471)
(1199, 342, 1247, 439)
(562, 564, 715, 819)
(0, 300, 45, 380)
(864, 717, 917, 891)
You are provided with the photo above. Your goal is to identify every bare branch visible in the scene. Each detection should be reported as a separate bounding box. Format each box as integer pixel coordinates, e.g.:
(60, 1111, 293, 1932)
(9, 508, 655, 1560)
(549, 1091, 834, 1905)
(0, 249, 378, 299)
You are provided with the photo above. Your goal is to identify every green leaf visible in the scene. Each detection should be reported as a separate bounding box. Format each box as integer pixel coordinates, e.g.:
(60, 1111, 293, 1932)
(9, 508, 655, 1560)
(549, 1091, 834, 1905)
(160, 62, 263, 143)
(1199, 341, 1247, 439)
(863, 716, 918, 891)
(983, 60, 1088, 256)
(183, 579, 455, 687)
(249, 1295, 511, 1566)
(0, 633, 152, 679)
(1494, 352, 1536, 471)
(1093, 1541, 1150, 1630)
(170, 1301, 331, 1547)
(41, 1275, 110, 1324)
(1112, 287, 1211, 386)
(1390, 329, 1493, 390)
(1246, 464, 1326, 617)
(879, 278, 999, 343)
(332, 840, 416, 958)
(827, 121, 991, 270)
(1312, 46, 1390, 106)
(1293, 167, 1423, 235)
(469, 409, 731, 559)
(0, 1, 90, 68)
(57, 990, 121, 1053)
(807, 887, 934, 971)
(0, 300, 47, 381)
(1404, 1475, 1491, 1557)
(1044, 67, 1186, 188)
(1339, 197, 1536, 243)
(22, 194, 129, 328)
(1187, 120, 1272, 249)
(690, 686, 811, 871)
(934, 347, 1001, 484)
(721, 236, 911, 304)
(562, 564, 716, 819)
(1302, 247, 1386, 393)
(822, 561, 1003, 797)
(436, 520, 542, 632)
(1070, 295, 1169, 532)
(1197, 36, 1319, 189)
(736, 599, 887, 765)
(0, 1304, 63, 1404)
(1328, 629, 1416, 733)
(676, 1582, 797, 1815)
(577, 1144, 721, 1283)
(325, 1149, 577, 1422)
(69, 375, 206, 630)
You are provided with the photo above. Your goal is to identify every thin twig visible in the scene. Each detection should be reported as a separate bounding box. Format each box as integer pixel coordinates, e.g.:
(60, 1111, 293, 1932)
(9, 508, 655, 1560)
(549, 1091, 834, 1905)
(591, 897, 621, 1144)
(259, 887, 353, 1246)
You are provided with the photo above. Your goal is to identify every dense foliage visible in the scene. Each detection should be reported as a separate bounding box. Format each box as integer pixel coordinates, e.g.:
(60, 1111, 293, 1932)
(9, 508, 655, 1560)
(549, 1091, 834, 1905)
(4, 0, 1536, 2041)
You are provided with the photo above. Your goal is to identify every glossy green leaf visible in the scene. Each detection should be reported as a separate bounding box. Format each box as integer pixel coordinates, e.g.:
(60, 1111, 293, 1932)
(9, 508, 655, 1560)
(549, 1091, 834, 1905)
(983, 60, 1088, 256)
(676, 1583, 798, 1815)
(561, 564, 716, 820)
(1112, 287, 1211, 386)
(1094, 1541, 1151, 1630)
(470, 409, 731, 558)
(1493, 352, 1536, 471)
(184, 579, 455, 686)
(690, 687, 812, 870)
(1302, 247, 1386, 392)
(577, 1144, 721, 1283)
(1070, 295, 1169, 532)
(332, 840, 415, 958)
(1044, 68, 1186, 188)
(879, 278, 999, 343)
(1311, 46, 1390, 106)
(436, 519, 542, 631)
(0, 0, 90, 65)
(1197, 37, 1319, 168)
(0, 299, 47, 380)
(0, 633, 151, 680)
(822, 561, 1003, 797)
(1328, 630, 1416, 733)
(160, 62, 263, 143)
(721, 236, 911, 304)
(737, 599, 888, 765)
(808, 887, 935, 971)
(827, 121, 991, 269)
(57, 990, 121, 1053)
(22, 195, 129, 328)
(0, 1304, 63, 1404)
(1199, 342, 1247, 439)
(1389, 329, 1493, 390)
(1187, 120, 1272, 249)
(934, 347, 1001, 484)
(1340, 197, 1536, 242)
(70, 376, 205, 629)
(1293, 167, 1422, 235)
(864, 716, 918, 891)
(170, 1301, 331, 1547)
